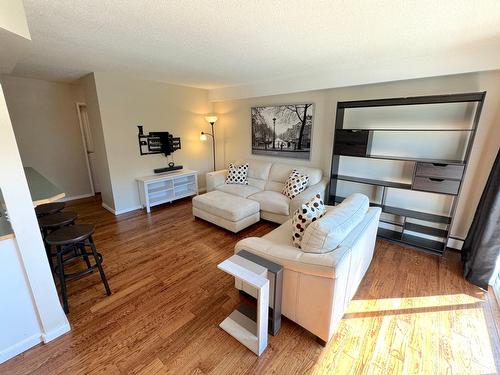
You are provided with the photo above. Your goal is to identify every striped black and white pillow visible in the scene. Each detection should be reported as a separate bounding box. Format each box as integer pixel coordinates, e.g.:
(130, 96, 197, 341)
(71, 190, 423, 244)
(225, 163, 249, 185)
(282, 170, 309, 199)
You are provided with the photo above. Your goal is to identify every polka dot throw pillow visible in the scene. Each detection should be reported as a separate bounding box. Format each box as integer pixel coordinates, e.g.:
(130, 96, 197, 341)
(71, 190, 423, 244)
(225, 163, 249, 185)
(291, 194, 326, 248)
(282, 170, 309, 199)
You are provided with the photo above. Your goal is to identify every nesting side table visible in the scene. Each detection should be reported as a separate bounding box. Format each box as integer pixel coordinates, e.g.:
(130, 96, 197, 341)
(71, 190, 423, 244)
(217, 251, 283, 356)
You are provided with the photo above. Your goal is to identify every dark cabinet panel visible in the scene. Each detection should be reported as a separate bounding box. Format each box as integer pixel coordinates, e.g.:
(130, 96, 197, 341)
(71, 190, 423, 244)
(333, 142, 367, 157)
(335, 130, 370, 144)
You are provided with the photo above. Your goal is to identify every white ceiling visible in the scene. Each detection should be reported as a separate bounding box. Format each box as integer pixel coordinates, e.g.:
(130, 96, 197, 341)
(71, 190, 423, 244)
(12, 0, 500, 99)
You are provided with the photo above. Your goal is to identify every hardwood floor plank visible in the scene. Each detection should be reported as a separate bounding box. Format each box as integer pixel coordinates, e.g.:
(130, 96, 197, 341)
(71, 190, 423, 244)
(0, 196, 498, 374)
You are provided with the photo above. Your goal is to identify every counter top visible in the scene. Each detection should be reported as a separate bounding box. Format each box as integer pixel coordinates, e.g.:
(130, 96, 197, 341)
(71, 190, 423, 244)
(0, 190, 13, 241)
(0, 167, 65, 241)
(24, 167, 65, 205)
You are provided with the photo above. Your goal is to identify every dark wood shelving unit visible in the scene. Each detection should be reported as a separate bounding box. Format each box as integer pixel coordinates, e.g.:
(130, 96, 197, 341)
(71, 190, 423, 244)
(329, 92, 486, 256)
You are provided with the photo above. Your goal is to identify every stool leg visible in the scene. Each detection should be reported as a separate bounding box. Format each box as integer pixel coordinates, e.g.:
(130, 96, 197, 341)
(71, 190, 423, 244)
(79, 243, 92, 270)
(88, 236, 111, 296)
(56, 246, 69, 314)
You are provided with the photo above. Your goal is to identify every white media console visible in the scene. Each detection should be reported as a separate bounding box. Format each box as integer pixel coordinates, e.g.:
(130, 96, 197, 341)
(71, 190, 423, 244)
(137, 169, 198, 213)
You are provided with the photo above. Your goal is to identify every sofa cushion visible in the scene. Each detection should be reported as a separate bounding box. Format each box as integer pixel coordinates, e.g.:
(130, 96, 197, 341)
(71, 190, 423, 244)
(216, 184, 262, 198)
(248, 191, 290, 215)
(235, 235, 351, 279)
(266, 163, 323, 192)
(247, 160, 272, 180)
(291, 194, 326, 248)
(282, 170, 309, 199)
(301, 193, 369, 253)
(226, 163, 249, 185)
(192, 191, 259, 222)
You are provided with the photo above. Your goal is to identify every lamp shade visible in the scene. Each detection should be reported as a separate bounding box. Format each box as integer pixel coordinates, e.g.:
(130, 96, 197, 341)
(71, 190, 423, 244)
(200, 133, 208, 141)
(205, 115, 218, 124)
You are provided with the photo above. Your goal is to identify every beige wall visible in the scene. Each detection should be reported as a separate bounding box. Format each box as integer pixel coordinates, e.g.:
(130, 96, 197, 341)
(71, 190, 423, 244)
(92, 72, 212, 212)
(81, 73, 115, 209)
(214, 70, 500, 240)
(1, 75, 93, 199)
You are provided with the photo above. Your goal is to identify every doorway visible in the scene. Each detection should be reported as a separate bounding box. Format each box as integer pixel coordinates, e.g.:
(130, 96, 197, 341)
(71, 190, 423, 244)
(76, 103, 100, 194)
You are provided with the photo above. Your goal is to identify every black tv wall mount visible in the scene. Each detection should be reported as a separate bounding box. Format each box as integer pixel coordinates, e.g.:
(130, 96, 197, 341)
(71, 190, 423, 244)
(137, 125, 181, 156)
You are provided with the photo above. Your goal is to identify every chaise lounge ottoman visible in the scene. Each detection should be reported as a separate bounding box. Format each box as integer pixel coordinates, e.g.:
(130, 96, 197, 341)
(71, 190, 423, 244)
(192, 191, 260, 233)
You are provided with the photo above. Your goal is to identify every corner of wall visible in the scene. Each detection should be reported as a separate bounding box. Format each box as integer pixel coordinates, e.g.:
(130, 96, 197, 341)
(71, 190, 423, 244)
(80, 73, 116, 210)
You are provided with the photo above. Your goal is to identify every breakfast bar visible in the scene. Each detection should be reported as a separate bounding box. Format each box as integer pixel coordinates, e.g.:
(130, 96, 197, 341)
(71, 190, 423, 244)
(0, 167, 65, 241)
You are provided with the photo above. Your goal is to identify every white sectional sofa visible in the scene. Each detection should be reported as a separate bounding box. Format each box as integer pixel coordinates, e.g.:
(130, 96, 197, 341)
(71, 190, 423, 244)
(204, 160, 327, 225)
(234, 194, 381, 344)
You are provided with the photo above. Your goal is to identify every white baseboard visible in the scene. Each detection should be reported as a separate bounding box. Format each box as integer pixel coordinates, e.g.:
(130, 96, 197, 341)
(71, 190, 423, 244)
(447, 238, 464, 251)
(101, 202, 116, 214)
(114, 205, 142, 215)
(0, 333, 42, 364)
(41, 321, 71, 343)
(101, 202, 141, 216)
(57, 193, 94, 202)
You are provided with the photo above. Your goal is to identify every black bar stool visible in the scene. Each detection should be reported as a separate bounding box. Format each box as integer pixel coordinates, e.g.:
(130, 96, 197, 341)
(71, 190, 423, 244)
(45, 224, 112, 313)
(35, 202, 65, 218)
(39, 211, 78, 271)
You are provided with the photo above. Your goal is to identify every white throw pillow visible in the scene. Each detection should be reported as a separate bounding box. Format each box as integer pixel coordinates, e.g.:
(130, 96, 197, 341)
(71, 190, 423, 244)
(282, 170, 309, 199)
(225, 163, 249, 185)
(301, 193, 369, 254)
(291, 194, 326, 248)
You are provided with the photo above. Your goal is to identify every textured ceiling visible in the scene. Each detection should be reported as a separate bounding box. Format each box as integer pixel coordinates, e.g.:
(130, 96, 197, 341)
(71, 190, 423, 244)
(12, 1, 500, 92)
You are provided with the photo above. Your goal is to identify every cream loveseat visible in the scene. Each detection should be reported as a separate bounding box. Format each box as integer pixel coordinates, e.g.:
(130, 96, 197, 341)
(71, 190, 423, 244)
(203, 160, 327, 225)
(234, 194, 381, 344)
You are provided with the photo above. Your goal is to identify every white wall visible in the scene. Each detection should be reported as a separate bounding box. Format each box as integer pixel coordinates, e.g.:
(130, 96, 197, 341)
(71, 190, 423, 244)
(0, 82, 70, 364)
(214, 70, 500, 240)
(1, 75, 93, 199)
(81, 73, 115, 209)
(0, 238, 41, 363)
(91, 72, 212, 213)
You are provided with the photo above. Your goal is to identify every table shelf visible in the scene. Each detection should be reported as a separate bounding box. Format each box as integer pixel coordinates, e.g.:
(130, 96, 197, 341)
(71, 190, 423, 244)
(137, 169, 198, 213)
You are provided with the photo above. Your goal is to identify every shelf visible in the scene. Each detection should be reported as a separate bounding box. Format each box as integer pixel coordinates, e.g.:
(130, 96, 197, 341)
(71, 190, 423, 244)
(377, 228, 446, 255)
(343, 128, 474, 132)
(148, 186, 173, 195)
(150, 194, 174, 205)
(404, 222, 448, 238)
(382, 205, 451, 224)
(337, 92, 485, 108)
(365, 154, 465, 165)
(331, 196, 451, 224)
(331, 175, 411, 190)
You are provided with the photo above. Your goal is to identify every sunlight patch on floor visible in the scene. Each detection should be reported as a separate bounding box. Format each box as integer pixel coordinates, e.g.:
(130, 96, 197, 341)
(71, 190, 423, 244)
(311, 295, 497, 375)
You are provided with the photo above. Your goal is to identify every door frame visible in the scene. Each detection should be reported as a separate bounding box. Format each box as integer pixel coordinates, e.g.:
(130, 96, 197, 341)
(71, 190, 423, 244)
(75, 102, 95, 196)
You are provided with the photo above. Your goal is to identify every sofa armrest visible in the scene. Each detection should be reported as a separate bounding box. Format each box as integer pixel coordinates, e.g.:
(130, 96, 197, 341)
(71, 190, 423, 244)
(206, 169, 227, 191)
(289, 177, 328, 215)
(235, 236, 350, 279)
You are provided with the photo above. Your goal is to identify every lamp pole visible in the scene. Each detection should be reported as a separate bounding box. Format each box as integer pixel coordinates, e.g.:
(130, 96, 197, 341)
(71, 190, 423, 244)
(210, 121, 215, 171)
(202, 116, 218, 171)
(272, 117, 276, 149)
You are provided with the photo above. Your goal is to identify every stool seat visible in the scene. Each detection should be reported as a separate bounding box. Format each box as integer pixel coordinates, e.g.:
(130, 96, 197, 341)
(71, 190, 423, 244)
(35, 202, 65, 217)
(46, 224, 94, 246)
(39, 211, 78, 229)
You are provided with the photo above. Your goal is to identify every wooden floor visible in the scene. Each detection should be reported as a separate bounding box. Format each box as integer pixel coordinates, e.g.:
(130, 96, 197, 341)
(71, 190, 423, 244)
(1, 196, 499, 374)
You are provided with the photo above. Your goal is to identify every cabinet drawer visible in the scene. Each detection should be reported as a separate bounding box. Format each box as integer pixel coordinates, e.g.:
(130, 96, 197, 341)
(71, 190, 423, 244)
(334, 142, 367, 157)
(415, 162, 464, 180)
(413, 176, 460, 195)
(335, 130, 370, 144)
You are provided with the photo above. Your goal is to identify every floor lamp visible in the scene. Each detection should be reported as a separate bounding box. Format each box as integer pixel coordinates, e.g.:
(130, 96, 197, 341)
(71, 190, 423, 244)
(200, 115, 217, 171)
